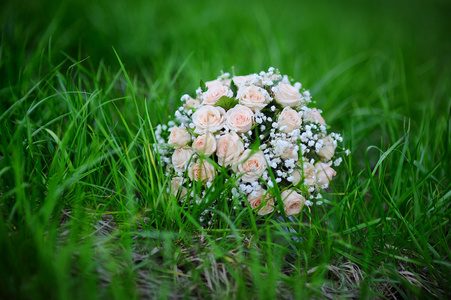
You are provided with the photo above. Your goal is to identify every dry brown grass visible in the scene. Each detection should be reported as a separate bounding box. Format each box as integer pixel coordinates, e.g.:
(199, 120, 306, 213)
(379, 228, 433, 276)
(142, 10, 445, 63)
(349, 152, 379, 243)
(54, 209, 447, 299)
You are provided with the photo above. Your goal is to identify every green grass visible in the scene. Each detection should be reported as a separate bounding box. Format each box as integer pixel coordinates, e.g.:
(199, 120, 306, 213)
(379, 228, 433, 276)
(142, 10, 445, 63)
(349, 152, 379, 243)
(1, 0, 450, 299)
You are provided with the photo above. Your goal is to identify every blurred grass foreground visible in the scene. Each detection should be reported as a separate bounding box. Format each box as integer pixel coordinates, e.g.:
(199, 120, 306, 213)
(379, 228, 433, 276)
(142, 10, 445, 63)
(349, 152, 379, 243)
(1, 0, 450, 299)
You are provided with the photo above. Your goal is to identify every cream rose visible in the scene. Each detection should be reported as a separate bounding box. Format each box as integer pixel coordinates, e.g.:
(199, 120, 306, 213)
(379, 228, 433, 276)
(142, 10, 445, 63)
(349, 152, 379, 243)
(172, 147, 195, 173)
(206, 78, 231, 88)
(168, 126, 191, 147)
(171, 177, 187, 197)
(237, 85, 271, 111)
(302, 162, 317, 186)
(281, 190, 305, 216)
(278, 107, 302, 133)
(192, 133, 216, 156)
(232, 75, 256, 87)
(226, 105, 254, 133)
(234, 150, 267, 182)
(303, 108, 326, 125)
(315, 162, 337, 186)
(202, 85, 233, 105)
(273, 139, 298, 160)
(184, 98, 201, 111)
(290, 169, 302, 185)
(247, 189, 275, 215)
(281, 144, 298, 160)
(192, 105, 226, 134)
(317, 135, 336, 162)
(216, 131, 244, 166)
(205, 79, 222, 88)
(274, 83, 303, 107)
(188, 159, 216, 182)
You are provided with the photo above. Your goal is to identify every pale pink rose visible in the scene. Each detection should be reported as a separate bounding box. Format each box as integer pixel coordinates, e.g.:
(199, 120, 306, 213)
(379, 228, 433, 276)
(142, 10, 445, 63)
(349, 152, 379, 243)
(302, 162, 317, 186)
(315, 162, 337, 186)
(184, 98, 201, 111)
(202, 85, 233, 105)
(216, 131, 244, 166)
(192, 105, 226, 134)
(188, 159, 216, 182)
(205, 79, 222, 88)
(192, 133, 217, 156)
(226, 105, 254, 133)
(281, 189, 305, 216)
(234, 150, 267, 182)
(281, 144, 298, 160)
(274, 83, 303, 107)
(317, 135, 336, 162)
(303, 108, 326, 125)
(237, 85, 271, 111)
(221, 78, 232, 86)
(172, 147, 195, 173)
(171, 177, 187, 197)
(168, 126, 191, 147)
(273, 139, 298, 160)
(290, 169, 302, 185)
(277, 107, 302, 133)
(206, 78, 231, 88)
(247, 189, 275, 215)
(232, 75, 256, 87)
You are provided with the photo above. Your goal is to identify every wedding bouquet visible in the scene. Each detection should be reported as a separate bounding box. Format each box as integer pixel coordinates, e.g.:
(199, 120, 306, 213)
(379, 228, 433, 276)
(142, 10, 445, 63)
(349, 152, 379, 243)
(155, 67, 349, 223)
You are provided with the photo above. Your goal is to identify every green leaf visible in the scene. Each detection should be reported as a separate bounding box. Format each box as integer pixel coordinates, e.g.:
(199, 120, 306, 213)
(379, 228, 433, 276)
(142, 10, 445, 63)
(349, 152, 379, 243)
(200, 79, 207, 92)
(214, 96, 239, 110)
(230, 79, 238, 97)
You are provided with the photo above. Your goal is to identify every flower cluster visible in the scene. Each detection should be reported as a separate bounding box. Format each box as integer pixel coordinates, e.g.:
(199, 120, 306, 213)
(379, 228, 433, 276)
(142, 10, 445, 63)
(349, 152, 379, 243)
(156, 67, 349, 220)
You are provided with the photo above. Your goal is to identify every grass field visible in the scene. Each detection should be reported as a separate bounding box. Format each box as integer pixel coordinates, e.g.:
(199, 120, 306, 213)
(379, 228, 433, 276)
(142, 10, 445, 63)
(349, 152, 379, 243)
(1, 0, 450, 299)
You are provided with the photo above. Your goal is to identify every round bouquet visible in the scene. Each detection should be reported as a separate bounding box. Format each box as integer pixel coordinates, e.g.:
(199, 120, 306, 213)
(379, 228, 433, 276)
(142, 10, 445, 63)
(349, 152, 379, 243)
(155, 67, 349, 225)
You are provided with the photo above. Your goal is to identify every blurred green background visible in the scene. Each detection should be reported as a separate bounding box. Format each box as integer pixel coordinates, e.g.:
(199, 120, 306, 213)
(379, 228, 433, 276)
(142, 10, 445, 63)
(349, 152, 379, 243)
(2, 0, 450, 132)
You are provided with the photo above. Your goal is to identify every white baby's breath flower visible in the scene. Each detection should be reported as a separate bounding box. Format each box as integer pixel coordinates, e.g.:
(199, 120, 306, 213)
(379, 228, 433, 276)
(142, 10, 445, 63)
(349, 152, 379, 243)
(334, 157, 343, 166)
(302, 90, 311, 103)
